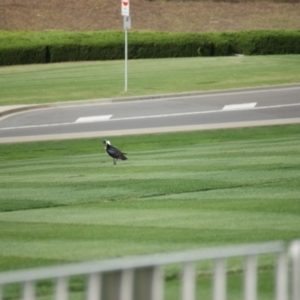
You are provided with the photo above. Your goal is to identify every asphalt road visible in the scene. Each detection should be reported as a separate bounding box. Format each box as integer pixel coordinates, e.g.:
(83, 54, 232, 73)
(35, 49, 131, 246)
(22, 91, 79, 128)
(0, 85, 300, 143)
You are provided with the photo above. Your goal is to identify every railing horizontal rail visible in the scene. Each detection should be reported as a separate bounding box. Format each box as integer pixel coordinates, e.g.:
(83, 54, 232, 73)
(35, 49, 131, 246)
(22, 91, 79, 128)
(0, 241, 285, 285)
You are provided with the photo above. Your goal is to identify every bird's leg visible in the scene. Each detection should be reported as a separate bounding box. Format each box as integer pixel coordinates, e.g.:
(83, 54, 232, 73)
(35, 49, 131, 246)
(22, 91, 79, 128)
(113, 158, 116, 165)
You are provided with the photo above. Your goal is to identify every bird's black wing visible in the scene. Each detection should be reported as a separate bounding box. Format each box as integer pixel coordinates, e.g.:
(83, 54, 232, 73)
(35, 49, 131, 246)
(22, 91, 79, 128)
(107, 145, 127, 160)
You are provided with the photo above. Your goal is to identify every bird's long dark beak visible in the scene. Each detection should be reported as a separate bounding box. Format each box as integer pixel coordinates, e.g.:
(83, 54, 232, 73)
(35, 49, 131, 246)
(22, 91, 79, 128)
(102, 140, 106, 145)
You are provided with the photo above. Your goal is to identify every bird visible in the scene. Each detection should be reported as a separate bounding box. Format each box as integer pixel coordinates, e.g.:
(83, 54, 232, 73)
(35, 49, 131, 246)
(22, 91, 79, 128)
(102, 139, 127, 165)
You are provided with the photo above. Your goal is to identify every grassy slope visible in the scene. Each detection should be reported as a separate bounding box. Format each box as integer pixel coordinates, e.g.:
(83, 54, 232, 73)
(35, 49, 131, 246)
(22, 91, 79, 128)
(1, 125, 300, 271)
(1, 55, 300, 105)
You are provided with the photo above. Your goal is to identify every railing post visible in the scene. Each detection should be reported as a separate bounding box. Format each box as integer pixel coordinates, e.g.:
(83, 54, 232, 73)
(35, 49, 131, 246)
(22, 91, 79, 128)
(275, 252, 288, 300)
(181, 262, 196, 300)
(55, 277, 68, 300)
(86, 273, 101, 300)
(213, 259, 226, 300)
(243, 255, 257, 300)
(290, 240, 300, 300)
(151, 266, 164, 300)
(120, 269, 134, 300)
(23, 281, 35, 300)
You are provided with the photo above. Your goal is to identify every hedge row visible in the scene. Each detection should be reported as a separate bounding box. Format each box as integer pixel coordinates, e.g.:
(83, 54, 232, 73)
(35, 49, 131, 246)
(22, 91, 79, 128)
(0, 30, 300, 66)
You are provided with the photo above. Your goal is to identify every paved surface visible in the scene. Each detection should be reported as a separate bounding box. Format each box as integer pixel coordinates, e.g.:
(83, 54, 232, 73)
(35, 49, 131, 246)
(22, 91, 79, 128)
(1, 84, 300, 143)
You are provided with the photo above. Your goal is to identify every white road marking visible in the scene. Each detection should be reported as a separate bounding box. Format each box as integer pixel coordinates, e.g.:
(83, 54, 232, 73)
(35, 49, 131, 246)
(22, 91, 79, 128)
(223, 102, 257, 110)
(75, 115, 112, 123)
(0, 102, 300, 131)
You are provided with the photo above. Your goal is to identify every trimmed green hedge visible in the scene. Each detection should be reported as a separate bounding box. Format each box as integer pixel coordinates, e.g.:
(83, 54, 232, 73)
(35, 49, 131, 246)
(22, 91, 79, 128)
(224, 30, 300, 55)
(0, 30, 299, 66)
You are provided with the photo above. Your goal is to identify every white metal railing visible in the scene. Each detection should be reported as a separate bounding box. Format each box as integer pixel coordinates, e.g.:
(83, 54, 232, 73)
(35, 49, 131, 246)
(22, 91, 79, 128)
(0, 240, 299, 300)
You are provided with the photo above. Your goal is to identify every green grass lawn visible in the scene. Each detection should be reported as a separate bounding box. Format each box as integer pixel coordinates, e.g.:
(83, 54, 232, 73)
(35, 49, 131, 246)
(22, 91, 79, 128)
(0, 55, 300, 105)
(0, 125, 299, 299)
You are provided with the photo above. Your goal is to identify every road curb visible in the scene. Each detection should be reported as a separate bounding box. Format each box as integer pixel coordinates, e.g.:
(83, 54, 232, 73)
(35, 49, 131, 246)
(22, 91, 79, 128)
(0, 104, 52, 118)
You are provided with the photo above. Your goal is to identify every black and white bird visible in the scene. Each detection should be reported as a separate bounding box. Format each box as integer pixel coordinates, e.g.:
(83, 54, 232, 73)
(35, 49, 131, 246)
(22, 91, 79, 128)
(103, 139, 127, 165)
